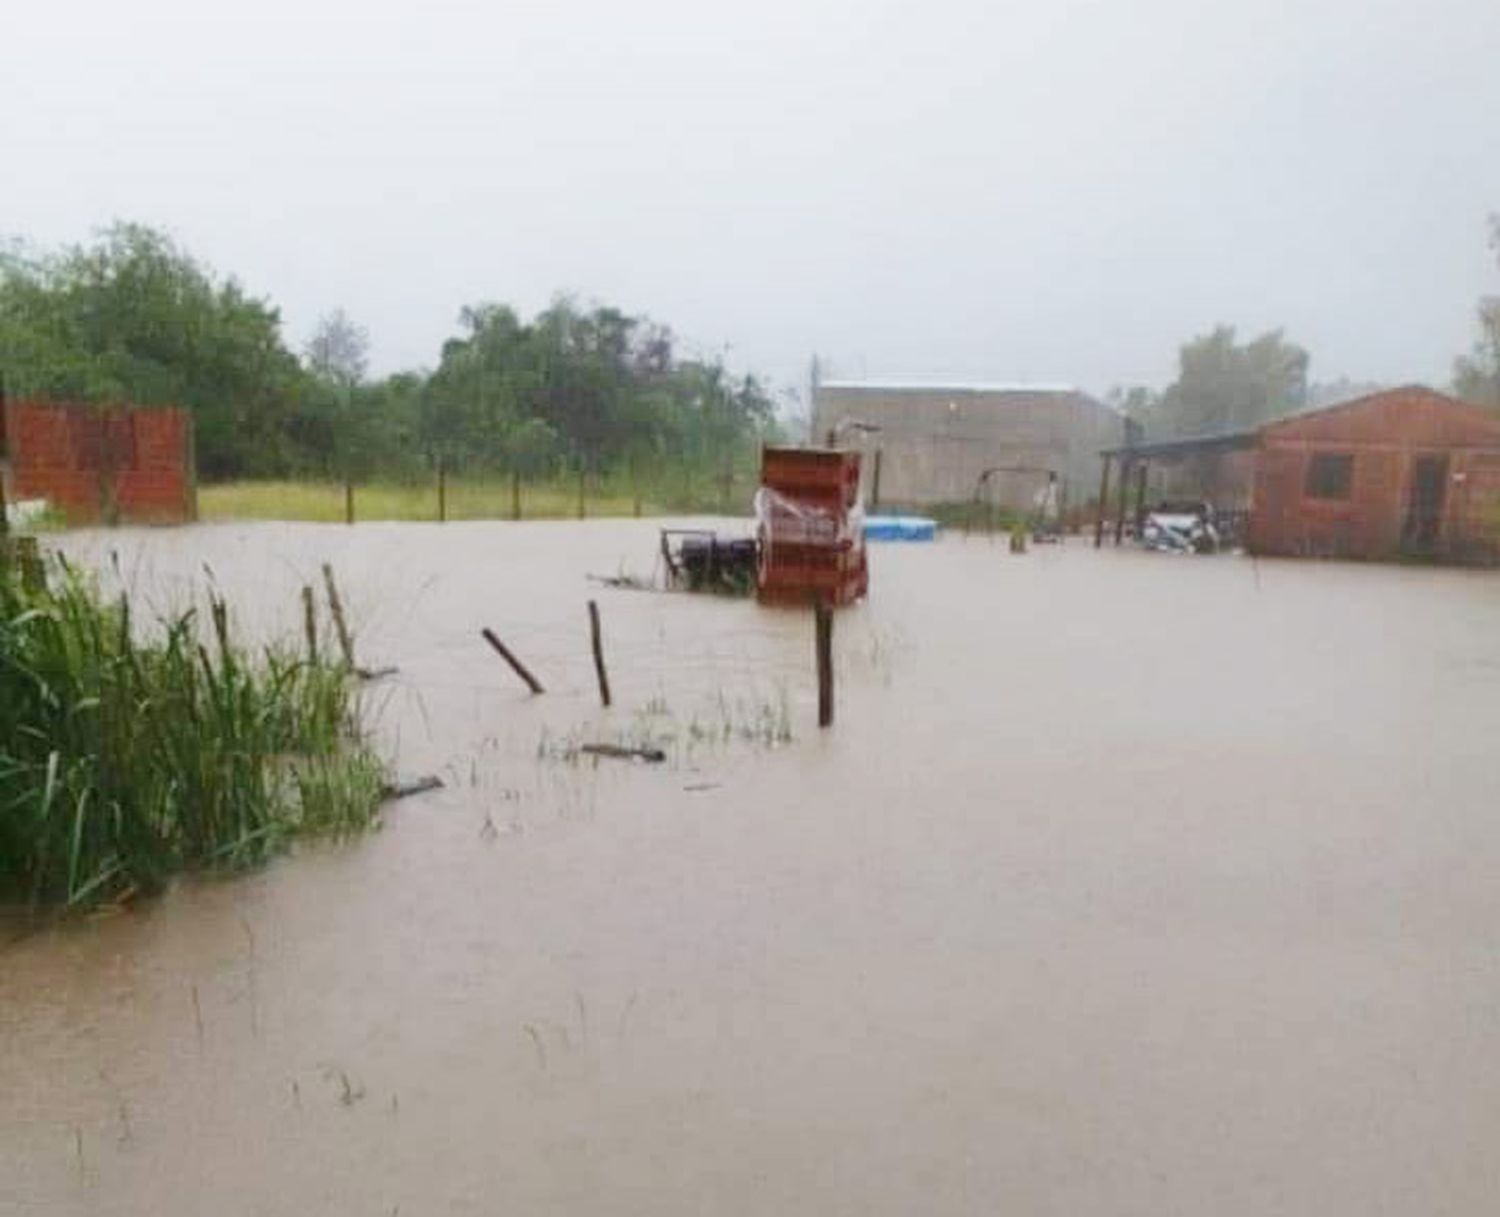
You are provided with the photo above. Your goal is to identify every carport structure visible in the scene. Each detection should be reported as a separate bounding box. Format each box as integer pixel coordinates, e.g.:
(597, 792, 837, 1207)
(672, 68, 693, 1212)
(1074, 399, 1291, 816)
(1094, 429, 1254, 546)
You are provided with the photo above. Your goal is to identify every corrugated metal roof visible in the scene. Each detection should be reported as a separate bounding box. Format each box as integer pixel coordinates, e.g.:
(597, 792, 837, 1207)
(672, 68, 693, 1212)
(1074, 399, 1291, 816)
(1101, 428, 1256, 459)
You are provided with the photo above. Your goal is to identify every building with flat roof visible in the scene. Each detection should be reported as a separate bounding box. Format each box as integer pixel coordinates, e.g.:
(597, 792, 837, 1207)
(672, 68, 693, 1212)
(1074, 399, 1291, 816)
(812, 378, 1124, 513)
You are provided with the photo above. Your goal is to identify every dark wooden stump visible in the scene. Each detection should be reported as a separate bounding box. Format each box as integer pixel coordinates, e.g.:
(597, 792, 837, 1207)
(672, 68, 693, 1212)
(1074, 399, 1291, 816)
(815, 601, 834, 728)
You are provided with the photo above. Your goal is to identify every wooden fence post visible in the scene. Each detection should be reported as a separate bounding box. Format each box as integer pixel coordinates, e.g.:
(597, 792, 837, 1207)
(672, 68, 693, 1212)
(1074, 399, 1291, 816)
(437, 458, 447, 523)
(344, 479, 355, 525)
(588, 599, 611, 708)
(577, 468, 586, 520)
(511, 470, 522, 521)
(301, 585, 319, 665)
(815, 600, 834, 728)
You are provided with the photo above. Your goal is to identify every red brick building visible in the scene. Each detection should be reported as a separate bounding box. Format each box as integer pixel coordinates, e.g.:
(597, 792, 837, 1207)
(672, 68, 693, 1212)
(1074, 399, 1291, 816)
(1098, 386, 1500, 563)
(1, 399, 197, 525)
(1246, 387, 1500, 562)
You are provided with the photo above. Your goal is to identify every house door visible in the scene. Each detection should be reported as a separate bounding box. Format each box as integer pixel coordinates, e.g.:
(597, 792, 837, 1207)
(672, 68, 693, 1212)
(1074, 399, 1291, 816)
(1402, 455, 1448, 554)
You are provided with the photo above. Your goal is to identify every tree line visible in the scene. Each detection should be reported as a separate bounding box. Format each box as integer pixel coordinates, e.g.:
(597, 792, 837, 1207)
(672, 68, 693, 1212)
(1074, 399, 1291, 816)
(0, 223, 784, 482)
(5, 217, 1498, 476)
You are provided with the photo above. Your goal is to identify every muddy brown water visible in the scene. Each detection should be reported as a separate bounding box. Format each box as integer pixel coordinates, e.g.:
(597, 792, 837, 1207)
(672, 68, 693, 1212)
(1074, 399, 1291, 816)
(4, 522, 1500, 1215)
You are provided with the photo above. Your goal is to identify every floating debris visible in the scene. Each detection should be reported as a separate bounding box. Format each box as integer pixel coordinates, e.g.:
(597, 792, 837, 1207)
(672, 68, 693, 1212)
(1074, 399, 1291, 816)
(381, 775, 444, 801)
(578, 743, 667, 764)
(587, 572, 654, 591)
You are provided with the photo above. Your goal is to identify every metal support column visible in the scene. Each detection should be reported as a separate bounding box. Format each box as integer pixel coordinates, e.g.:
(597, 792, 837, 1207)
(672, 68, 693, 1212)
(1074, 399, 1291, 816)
(1113, 457, 1131, 545)
(1094, 455, 1112, 548)
(1133, 460, 1148, 533)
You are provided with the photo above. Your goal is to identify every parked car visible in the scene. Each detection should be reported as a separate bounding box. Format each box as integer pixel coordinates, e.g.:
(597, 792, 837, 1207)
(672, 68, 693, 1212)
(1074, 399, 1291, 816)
(1139, 500, 1220, 554)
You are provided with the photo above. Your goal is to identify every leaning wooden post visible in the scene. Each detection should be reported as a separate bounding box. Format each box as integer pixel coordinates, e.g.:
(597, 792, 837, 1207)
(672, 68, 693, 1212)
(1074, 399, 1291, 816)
(511, 470, 522, 521)
(1094, 454, 1112, 548)
(320, 563, 356, 668)
(1113, 457, 1131, 546)
(587, 599, 611, 708)
(437, 457, 447, 523)
(870, 448, 883, 511)
(301, 585, 319, 665)
(480, 628, 545, 694)
(576, 467, 586, 520)
(814, 599, 834, 728)
(344, 479, 355, 525)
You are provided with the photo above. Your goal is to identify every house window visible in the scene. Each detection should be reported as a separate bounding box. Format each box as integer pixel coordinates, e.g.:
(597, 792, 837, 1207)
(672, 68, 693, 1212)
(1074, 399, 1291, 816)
(1305, 452, 1354, 500)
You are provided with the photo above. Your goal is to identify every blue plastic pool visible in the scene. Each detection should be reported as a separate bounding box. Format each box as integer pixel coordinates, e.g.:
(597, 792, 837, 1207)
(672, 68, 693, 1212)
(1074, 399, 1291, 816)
(863, 515, 938, 542)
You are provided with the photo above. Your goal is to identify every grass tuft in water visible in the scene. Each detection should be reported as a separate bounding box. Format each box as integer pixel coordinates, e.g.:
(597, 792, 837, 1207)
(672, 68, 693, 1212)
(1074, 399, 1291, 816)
(0, 553, 385, 911)
(536, 685, 793, 768)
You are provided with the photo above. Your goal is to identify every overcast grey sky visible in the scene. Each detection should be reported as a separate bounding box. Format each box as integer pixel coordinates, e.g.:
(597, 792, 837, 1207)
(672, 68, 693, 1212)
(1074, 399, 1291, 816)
(5, 0, 1499, 402)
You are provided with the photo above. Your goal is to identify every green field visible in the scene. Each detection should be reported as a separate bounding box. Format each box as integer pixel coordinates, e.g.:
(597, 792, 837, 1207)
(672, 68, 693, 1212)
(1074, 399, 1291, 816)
(199, 472, 758, 524)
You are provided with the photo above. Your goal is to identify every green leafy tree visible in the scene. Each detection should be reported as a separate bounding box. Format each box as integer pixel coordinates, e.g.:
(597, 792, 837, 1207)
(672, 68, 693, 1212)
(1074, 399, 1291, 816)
(413, 296, 776, 479)
(1106, 385, 1160, 426)
(300, 308, 377, 478)
(501, 417, 560, 479)
(1, 224, 784, 491)
(1454, 214, 1500, 408)
(0, 223, 305, 478)
(1145, 325, 1309, 438)
(305, 308, 369, 389)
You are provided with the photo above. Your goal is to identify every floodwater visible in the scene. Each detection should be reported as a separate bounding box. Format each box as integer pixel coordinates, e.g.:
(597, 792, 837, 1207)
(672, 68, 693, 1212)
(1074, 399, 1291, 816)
(4, 522, 1500, 1216)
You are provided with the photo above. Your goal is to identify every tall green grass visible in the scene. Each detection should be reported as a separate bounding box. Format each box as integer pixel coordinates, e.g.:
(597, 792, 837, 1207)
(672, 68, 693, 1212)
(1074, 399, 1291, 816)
(0, 553, 384, 911)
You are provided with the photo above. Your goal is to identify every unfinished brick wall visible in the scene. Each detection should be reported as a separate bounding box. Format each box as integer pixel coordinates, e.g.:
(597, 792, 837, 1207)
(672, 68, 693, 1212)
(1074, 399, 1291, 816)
(2, 400, 196, 525)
